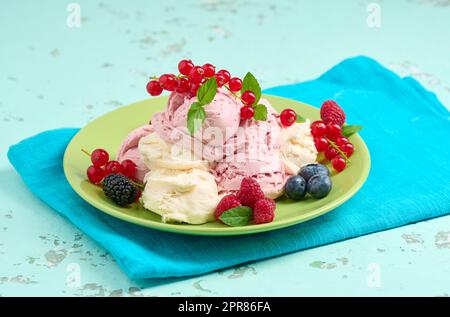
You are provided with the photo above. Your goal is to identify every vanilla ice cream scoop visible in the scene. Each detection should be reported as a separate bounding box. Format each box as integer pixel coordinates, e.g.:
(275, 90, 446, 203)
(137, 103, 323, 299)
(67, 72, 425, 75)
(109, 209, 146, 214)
(138, 132, 209, 171)
(141, 168, 219, 224)
(279, 120, 318, 175)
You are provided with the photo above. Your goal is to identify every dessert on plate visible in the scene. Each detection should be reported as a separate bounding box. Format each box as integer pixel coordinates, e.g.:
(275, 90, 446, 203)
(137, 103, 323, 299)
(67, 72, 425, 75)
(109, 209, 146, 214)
(84, 60, 361, 226)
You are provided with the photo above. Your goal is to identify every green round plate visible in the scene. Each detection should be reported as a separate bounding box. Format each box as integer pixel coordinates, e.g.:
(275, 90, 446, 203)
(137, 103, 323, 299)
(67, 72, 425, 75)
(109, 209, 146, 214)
(63, 95, 370, 236)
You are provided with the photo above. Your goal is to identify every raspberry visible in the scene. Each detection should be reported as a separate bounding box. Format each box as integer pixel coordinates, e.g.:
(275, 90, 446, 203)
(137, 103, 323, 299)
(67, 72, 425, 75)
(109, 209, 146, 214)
(320, 100, 346, 126)
(236, 177, 265, 208)
(253, 198, 276, 224)
(215, 194, 241, 221)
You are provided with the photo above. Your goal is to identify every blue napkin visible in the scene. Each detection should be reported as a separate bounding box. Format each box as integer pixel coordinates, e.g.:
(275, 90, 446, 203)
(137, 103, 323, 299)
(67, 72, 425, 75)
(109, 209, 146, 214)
(8, 56, 450, 279)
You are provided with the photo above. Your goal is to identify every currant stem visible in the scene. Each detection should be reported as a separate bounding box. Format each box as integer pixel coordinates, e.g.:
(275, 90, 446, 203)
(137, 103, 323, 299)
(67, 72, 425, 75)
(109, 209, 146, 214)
(131, 180, 145, 190)
(81, 149, 91, 157)
(327, 139, 350, 164)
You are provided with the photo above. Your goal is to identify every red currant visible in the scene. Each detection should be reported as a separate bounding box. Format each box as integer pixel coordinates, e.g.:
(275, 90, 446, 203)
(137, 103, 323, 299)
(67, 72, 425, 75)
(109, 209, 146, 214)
(105, 160, 122, 175)
(314, 137, 328, 152)
(158, 74, 177, 91)
(146, 80, 163, 96)
(87, 165, 104, 184)
(280, 108, 297, 127)
(175, 77, 189, 93)
(91, 148, 109, 167)
(188, 66, 205, 84)
(189, 82, 200, 96)
(215, 74, 227, 87)
(216, 69, 231, 84)
(240, 105, 255, 120)
(335, 136, 350, 147)
(332, 156, 346, 172)
(325, 147, 339, 161)
(241, 90, 256, 106)
(121, 159, 137, 178)
(326, 123, 342, 139)
(202, 63, 216, 78)
(228, 77, 242, 92)
(178, 59, 194, 76)
(310, 120, 327, 137)
(340, 142, 354, 157)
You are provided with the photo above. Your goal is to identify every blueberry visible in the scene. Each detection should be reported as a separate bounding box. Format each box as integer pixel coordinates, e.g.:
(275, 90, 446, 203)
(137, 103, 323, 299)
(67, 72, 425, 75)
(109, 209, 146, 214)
(307, 174, 332, 199)
(284, 175, 307, 200)
(299, 163, 329, 182)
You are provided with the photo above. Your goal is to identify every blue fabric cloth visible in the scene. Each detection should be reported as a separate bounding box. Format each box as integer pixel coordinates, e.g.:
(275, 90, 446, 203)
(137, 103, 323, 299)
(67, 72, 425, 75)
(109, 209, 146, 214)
(7, 56, 450, 279)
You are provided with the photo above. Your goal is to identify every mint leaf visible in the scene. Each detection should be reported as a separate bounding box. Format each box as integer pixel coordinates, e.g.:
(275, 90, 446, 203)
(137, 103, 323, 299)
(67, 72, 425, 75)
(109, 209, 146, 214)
(241, 72, 262, 104)
(296, 113, 306, 123)
(187, 102, 206, 135)
(253, 104, 267, 121)
(197, 77, 217, 105)
(219, 206, 252, 227)
(342, 125, 363, 137)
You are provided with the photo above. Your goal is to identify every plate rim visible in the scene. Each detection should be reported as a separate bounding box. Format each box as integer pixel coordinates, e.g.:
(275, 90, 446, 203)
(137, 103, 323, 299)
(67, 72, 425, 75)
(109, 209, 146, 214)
(63, 94, 371, 236)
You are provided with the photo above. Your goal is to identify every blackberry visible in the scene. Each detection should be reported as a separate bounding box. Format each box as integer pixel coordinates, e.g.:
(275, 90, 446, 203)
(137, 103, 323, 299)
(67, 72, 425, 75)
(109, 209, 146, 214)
(102, 174, 138, 206)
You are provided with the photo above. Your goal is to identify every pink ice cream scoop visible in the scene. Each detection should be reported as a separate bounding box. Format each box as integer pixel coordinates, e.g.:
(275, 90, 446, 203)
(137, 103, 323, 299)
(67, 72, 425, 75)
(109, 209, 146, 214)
(151, 89, 242, 162)
(213, 99, 287, 199)
(117, 124, 153, 183)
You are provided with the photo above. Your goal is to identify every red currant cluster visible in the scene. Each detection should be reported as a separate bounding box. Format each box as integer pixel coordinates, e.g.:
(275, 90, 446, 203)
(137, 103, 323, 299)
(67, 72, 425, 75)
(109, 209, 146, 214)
(311, 118, 354, 173)
(146, 59, 243, 99)
(84, 148, 138, 184)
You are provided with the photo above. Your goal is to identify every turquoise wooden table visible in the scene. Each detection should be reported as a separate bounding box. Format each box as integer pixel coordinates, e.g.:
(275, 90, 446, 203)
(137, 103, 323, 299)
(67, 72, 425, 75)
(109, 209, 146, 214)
(1, 0, 450, 296)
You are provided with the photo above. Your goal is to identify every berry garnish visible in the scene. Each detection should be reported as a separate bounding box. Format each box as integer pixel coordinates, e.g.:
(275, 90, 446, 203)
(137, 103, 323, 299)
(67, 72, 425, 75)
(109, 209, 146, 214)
(298, 164, 330, 182)
(331, 156, 346, 172)
(103, 174, 138, 206)
(216, 69, 230, 83)
(284, 175, 307, 200)
(241, 90, 256, 106)
(146, 80, 163, 96)
(310, 120, 327, 137)
(280, 109, 297, 127)
(320, 100, 346, 126)
(178, 59, 194, 76)
(202, 63, 216, 78)
(158, 74, 177, 91)
(335, 136, 350, 147)
(175, 77, 189, 93)
(90, 148, 109, 167)
(240, 105, 255, 120)
(340, 142, 354, 157)
(326, 123, 342, 139)
(324, 146, 339, 160)
(307, 174, 332, 199)
(236, 177, 265, 208)
(314, 137, 328, 152)
(86, 165, 105, 184)
(188, 66, 205, 84)
(105, 160, 122, 175)
(253, 198, 276, 224)
(189, 81, 200, 96)
(214, 194, 241, 222)
(121, 159, 137, 178)
(228, 77, 242, 92)
(215, 74, 227, 87)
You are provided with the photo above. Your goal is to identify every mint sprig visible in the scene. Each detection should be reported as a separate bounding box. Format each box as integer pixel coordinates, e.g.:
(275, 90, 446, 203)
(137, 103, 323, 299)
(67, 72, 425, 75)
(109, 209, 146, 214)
(254, 104, 268, 121)
(186, 77, 217, 135)
(241, 72, 262, 104)
(342, 125, 363, 137)
(240, 72, 268, 121)
(219, 206, 252, 227)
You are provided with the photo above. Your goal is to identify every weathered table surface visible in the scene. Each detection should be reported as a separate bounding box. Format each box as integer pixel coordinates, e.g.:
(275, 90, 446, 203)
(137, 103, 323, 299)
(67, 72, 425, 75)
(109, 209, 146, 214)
(1, 0, 449, 296)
